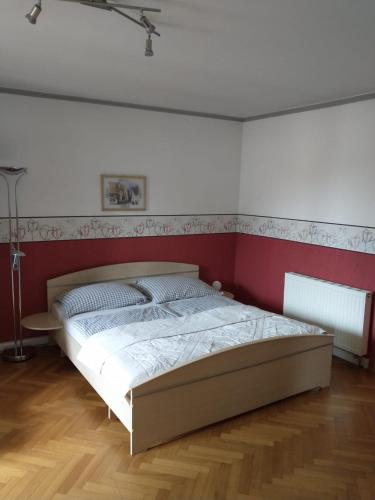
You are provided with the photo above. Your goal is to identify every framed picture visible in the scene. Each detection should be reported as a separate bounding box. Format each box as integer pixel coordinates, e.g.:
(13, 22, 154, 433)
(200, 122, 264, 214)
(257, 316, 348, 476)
(101, 175, 147, 211)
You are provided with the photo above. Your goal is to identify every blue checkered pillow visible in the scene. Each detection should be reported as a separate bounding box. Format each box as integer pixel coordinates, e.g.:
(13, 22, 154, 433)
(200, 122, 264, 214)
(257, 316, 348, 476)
(135, 276, 220, 304)
(56, 282, 148, 318)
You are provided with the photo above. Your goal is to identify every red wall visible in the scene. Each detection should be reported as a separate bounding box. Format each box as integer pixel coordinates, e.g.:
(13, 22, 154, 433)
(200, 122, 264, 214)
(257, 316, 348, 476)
(234, 234, 375, 370)
(0, 233, 237, 342)
(2, 231, 375, 370)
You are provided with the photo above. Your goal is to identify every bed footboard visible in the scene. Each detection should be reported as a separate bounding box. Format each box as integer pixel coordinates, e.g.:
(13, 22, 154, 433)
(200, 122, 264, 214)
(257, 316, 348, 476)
(130, 335, 333, 454)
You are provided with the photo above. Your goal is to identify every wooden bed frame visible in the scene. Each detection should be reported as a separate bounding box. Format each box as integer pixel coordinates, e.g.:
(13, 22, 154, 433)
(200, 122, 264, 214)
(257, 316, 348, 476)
(49, 261, 333, 455)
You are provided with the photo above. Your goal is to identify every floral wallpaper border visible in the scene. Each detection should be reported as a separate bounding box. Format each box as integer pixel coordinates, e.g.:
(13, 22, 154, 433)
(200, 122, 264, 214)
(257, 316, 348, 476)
(0, 215, 238, 243)
(0, 214, 374, 255)
(238, 215, 375, 255)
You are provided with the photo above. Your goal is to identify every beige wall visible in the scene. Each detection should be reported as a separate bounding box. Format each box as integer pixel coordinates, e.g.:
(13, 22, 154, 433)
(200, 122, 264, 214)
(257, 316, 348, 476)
(239, 99, 375, 227)
(0, 94, 242, 217)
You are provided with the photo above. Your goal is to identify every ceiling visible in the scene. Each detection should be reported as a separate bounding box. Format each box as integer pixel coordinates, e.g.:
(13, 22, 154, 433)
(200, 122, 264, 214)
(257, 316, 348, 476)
(1, 0, 375, 119)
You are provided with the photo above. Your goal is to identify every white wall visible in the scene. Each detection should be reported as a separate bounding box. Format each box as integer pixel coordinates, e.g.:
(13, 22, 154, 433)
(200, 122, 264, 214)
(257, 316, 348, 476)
(3, 94, 374, 226)
(0, 94, 242, 217)
(239, 99, 375, 227)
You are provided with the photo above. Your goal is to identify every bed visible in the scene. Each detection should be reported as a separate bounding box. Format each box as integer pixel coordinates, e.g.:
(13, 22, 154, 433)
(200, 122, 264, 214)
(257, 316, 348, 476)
(48, 261, 333, 455)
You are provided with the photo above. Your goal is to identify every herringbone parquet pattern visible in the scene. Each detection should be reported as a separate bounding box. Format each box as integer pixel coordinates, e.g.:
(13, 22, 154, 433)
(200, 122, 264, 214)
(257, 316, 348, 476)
(0, 347, 374, 499)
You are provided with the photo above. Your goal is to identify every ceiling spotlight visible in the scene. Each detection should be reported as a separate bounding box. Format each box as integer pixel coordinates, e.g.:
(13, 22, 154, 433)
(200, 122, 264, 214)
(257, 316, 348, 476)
(26, 0, 42, 24)
(25, 1, 162, 56)
(145, 34, 153, 56)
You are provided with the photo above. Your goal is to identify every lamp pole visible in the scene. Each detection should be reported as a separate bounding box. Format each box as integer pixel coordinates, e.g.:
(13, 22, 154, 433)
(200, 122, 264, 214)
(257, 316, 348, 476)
(0, 166, 35, 362)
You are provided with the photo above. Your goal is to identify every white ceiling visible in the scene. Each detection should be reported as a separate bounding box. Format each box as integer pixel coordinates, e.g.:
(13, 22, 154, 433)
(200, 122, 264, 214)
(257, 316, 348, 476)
(1, 0, 375, 118)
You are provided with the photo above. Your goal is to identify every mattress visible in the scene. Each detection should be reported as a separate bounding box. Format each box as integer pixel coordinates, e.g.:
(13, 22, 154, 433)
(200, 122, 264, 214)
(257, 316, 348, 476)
(74, 303, 326, 395)
(53, 294, 237, 345)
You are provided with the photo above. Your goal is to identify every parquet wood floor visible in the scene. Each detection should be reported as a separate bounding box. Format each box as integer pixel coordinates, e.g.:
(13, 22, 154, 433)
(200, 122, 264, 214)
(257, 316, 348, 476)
(0, 347, 374, 499)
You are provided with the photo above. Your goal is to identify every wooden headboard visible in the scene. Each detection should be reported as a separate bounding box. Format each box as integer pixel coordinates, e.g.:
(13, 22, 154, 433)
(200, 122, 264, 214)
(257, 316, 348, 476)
(47, 261, 199, 310)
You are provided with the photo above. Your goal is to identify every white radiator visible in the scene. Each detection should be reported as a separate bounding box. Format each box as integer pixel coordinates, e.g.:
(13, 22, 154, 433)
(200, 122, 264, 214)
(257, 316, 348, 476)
(283, 273, 372, 356)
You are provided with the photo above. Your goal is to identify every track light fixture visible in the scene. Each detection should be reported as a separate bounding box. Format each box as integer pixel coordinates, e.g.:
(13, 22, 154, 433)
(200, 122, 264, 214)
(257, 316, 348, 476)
(140, 13, 156, 34)
(25, 0, 161, 56)
(145, 34, 153, 57)
(141, 12, 155, 57)
(26, 0, 42, 24)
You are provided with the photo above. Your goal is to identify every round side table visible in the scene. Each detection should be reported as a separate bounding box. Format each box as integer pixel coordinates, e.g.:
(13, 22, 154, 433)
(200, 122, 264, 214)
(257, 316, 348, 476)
(21, 312, 62, 331)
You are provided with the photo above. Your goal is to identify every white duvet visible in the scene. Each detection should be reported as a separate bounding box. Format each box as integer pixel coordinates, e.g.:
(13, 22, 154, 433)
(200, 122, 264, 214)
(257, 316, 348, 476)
(77, 304, 325, 394)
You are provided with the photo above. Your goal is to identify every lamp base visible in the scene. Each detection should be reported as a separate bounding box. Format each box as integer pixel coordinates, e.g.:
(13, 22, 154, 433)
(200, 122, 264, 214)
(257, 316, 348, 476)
(2, 345, 36, 362)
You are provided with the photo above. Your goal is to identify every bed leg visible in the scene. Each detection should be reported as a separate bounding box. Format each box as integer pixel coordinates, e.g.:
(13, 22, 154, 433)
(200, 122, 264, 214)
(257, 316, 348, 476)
(108, 406, 111, 420)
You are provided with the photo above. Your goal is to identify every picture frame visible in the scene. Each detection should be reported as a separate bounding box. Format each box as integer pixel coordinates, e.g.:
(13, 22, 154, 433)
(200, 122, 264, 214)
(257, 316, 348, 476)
(101, 174, 147, 211)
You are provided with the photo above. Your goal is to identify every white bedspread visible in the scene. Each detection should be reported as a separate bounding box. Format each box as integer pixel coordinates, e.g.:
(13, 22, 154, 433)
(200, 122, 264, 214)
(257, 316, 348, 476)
(77, 304, 325, 394)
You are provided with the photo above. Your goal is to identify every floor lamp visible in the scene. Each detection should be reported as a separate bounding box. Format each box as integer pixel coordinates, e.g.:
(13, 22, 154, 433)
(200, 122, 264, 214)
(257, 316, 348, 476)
(0, 166, 35, 362)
